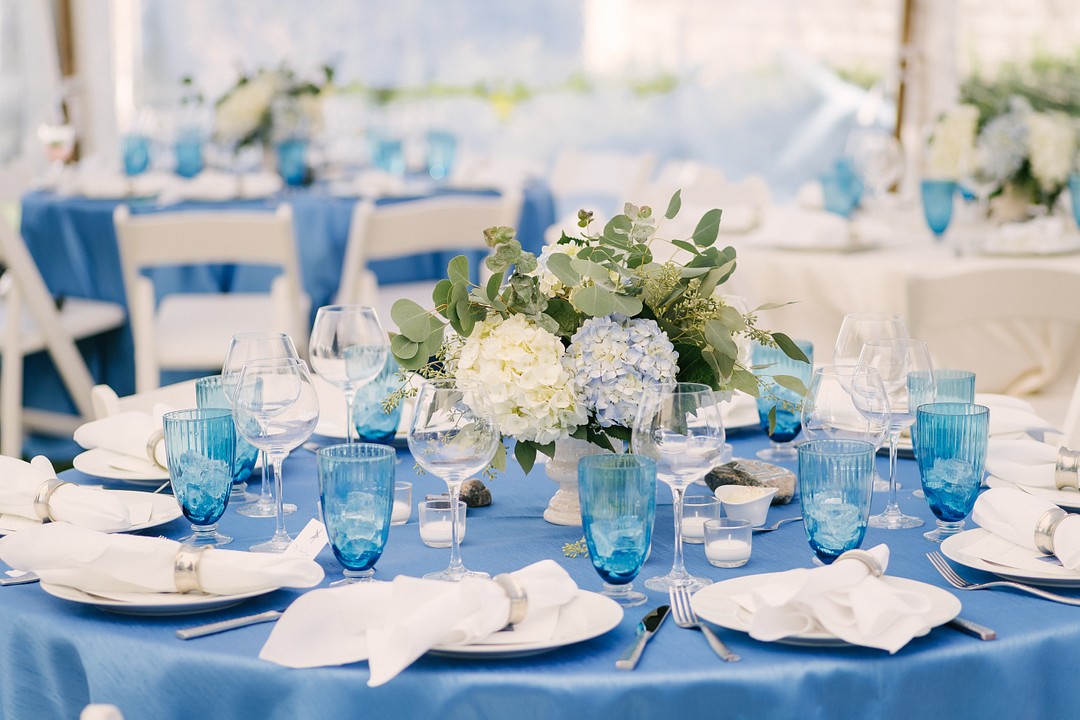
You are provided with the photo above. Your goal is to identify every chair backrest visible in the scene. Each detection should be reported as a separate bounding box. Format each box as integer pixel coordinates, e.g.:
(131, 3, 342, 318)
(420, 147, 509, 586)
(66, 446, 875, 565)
(336, 191, 523, 307)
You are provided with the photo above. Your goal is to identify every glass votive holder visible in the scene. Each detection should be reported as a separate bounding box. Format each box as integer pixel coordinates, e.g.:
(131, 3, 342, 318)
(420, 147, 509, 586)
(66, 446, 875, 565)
(703, 518, 752, 568)
(392, 481, 412, 526)
(681, 495, 721, 544)
(418, 498, 466, 548)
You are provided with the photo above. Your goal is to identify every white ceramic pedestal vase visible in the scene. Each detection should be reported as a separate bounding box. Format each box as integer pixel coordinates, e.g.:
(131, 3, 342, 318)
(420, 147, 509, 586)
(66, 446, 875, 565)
(543, 437, 612, 526)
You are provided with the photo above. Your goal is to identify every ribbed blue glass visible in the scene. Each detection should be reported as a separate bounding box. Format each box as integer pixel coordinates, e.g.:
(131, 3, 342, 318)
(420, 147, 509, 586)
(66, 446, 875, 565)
(914, 402, 989, 534)
(578, 455, 656, 588)
(797, 439, 875, 562)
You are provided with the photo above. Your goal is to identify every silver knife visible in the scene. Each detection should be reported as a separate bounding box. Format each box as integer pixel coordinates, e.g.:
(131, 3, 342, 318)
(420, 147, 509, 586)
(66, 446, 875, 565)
(615, 605, 669, 671)
(175, 610, 283, 640)
(946, 616, 996, 641)
(0, 572, 40, 587)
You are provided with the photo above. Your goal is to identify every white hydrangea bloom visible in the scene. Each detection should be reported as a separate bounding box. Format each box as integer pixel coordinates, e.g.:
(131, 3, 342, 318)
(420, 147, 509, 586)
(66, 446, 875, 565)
(215, 72, 277, 141)
(926, 105, 979, 180)
(533, 243, 582, 297)
(1027, 111, 1077, 193)
(456, 314, 586, 444)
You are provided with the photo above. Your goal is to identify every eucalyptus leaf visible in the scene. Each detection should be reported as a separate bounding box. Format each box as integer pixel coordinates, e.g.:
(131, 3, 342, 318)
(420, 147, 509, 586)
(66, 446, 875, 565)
(391, 299, 436, 343)
(546, 252, 580, 286)
(389, 332, 420, 360)
(772, 374, 808, 396)
(491, 442, 507, 473)
(571, 259, 615, 282)
(730, 366, 761, 396)
(704, 319, 739, 358)
(572, 285, 617, 317)
(754, 301, 797, 312)
(611, 293, 643, 317)
(691, 209, 723, 247)
(485, 271, 504, 301)
(670, 239, 699, 255)
(432, 279, 453, 313)
(768, 404, 777, 435)
(665, 189, 682, 219)
(773, 332, 810, 364)
(603, 214, 632, 243)
(718, 304, 746, 333)
(678, 266, 711, 279)
(448, 255, 471, 287)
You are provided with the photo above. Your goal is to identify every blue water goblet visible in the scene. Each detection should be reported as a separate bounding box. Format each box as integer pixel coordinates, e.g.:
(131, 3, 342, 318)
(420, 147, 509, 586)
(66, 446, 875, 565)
(908, 369, 975, 499)
(425, 130, 458, 180)
(317, 443, 396, 585)
(277, 138, 308, 187)
(371, 136, 405, 176)
(920, 179, 956, 239)
(578, 454, 657, 607)
(195, 375, 259, 502)
(162, 408, 235, 547)
(797, 439, 875, 564)
(353, 353, 404, 443)
(752, 339, 814, 462)
(174, 130, 204, 178)
(914, 403, 989, 543)
(821, 158, 864, 218)
(121, 133, 150, 176)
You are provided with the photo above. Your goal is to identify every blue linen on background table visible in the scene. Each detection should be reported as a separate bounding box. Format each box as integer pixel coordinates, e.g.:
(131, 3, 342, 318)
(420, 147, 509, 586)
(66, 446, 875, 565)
(3, 431, 1080, 719)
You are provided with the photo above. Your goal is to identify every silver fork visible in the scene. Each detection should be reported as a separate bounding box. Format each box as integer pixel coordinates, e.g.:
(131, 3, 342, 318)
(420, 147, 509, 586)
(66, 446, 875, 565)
(926, 552, 1080, 607)
(668, 585, 740, 662)
(753, 516, 803, 534)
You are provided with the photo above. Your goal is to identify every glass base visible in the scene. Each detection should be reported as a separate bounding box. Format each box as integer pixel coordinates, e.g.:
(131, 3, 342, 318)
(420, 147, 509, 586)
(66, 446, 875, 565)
(424, 567, 490, 582)
(330, 569, 377, 586)
(181, 528, 232, 547)
(644, 572, 712, 593)
(230, 483, 258, 503)
(873, 474, 890, 492)
(601, 582, 648, 607)
(250, 535, 292, 553)
(868, 509, 924, 530)
(924, 520, 964, 542)
(237, 500, 297, 518)
(756, 444, 797, 462)
(912, 489, 925, 499)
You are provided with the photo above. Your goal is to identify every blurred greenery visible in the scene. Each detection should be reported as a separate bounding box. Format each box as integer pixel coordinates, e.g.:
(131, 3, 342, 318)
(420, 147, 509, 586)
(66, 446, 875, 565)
(961, 49, 1080, 124)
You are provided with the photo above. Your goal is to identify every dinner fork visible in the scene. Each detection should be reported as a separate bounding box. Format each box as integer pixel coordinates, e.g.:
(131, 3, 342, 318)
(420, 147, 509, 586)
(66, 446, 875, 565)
(668, 585, 740, 662)
(926, 552, 1080, 607)
(753, 516, 803, 534)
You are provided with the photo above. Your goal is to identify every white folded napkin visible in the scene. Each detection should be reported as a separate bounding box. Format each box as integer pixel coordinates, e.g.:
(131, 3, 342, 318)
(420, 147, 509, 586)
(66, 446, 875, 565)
(73, 409, 169, 469)
(260, 560, 577, 686)
(982, 216, 1075, 255)
(0, 522, 324, 593)
(986, 437, 1059, 488)
(971, 487, 1080, 570)
(156, 170, 240, 206)
(239, 171, 283, 198)
(732, 544, 933, 653)
(0, 456, 131, 532)
(76, 169, 131, 199)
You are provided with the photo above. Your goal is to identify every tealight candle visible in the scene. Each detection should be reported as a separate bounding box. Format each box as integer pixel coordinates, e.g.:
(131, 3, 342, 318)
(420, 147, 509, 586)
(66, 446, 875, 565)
(391, 481, 412, 526)
(682, 516, 707, 541)
(681, 496, 721, 545)
(418, 499, 466, 548)
(704, 518, 752, 568)
(420, 519, 454, 548)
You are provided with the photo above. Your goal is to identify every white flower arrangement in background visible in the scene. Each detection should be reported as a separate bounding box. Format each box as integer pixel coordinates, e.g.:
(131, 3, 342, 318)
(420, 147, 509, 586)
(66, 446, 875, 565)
(214, 65, 330, 149)
(925, 104, 979, 180)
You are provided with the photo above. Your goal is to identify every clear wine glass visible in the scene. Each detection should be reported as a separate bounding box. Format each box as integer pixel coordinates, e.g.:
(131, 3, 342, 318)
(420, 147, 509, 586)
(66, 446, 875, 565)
(408, 379, 499, 581)
(232, 358, 320, 552)
(800, 365, 890, 450)
(222, 332, 301, 517)
(309, 305, 388, 444)
(632, 382, 725, 592)
(845, 127, 905, 204)
(858, 338, 936, 530)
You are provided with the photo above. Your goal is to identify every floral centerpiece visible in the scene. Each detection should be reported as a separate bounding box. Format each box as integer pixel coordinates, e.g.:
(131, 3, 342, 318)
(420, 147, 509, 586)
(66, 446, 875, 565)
(214, 65, 331, 150)
(388, 191, 807, 477)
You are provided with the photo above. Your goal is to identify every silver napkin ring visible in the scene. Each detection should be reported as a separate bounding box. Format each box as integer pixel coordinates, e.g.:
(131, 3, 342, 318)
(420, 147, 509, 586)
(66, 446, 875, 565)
(1034, 507, 1067, 555)
(1054, 447, 1080, 491)
(836, 549, 884, 577)
(146, 428, 166, 469)
(32, 478, 70, 522)
(173, 545, 207, 594)
(493, 573, 528, 626)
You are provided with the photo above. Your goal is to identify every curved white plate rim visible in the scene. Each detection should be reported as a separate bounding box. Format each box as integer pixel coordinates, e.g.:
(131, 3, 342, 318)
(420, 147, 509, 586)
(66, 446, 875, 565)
(73, 448, 169, 483)
(984, 475, 1080, 510)
(0, 491, 181, 536)
(940, 528, 1080, 587)
(428, 590, 623, 658)
(691, 573, 960, 647)
(39, 582, 276, 615)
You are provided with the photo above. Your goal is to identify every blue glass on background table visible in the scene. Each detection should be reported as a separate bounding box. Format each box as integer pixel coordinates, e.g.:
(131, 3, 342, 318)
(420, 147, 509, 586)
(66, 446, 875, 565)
(121, 133, 150, 176)
(425, 130, 457, 180)
(174, 131, 204, 178)
(317, 443, 396, 585)
(277, 138, 308, 186)
(353, 353, 404, 443)
(195, 374, 259, 501)
(914, 402, 989, 543)
(752, 338, 813, 462)
(920, 179, 956, 238)
(821, 158, 864, 217)
(1069, 173, 1080, 229)
(371, 136, 405, 176)
(578, 454, 657, 607)
(907, 368, 975, 499)
(162, 408, 235, 546)
(797, 439, 875, 564)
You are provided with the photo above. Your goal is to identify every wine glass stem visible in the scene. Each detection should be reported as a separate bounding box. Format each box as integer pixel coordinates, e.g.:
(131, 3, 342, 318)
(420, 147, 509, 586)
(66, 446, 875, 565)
(270, 452, 290, 542)
(259, 450, 273, 502)
(670, 485, 689, 580)
(344, 389, 356, 444)
(446, 480, 465, 574)
(885, 431, 900, 512)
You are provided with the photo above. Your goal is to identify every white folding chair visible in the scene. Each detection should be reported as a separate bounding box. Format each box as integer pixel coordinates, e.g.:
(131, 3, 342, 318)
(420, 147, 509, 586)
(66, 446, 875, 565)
(0, 217, 125, 457)
(113, 204, 310, 393)
(336, 191, 523, 325)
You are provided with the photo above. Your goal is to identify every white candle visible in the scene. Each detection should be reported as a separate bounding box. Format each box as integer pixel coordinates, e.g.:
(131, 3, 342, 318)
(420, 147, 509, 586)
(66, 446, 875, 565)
(420, 518, 464, 547)
(706, 538, 751, 566)
(681, 515, 707, 542)
(391, 500, 410, 525)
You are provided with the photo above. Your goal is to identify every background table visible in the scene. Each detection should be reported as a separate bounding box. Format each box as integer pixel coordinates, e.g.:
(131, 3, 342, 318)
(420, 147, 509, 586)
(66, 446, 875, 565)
(3, 429, 1080, 719)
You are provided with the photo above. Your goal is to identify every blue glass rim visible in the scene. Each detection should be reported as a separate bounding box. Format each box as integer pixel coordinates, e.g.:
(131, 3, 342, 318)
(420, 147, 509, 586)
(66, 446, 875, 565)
(915, 402, 989, 419)
(317, 442, 396, 462)
(797, 438, 876, 458)
(162, 408, 232, 423)
(578, 454, 656, 472)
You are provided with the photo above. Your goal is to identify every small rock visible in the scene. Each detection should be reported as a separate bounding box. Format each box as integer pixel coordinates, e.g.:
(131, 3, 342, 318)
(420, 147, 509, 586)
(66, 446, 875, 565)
(705, 459, 796, 505)
(459, 479, 492, 508)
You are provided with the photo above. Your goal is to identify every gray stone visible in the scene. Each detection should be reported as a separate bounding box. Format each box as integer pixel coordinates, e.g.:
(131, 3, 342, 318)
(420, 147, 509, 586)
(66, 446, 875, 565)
(705, 458, 796, 505)
(460, 479, 492, 508)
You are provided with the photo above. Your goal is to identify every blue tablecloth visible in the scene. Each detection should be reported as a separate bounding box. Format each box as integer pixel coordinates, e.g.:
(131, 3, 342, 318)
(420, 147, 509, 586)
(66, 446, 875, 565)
(16, 184, 555, 429)
(3, 431, 1079, 719)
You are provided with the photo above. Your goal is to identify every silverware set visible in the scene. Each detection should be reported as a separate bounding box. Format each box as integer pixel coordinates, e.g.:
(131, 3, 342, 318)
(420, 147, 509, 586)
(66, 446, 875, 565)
(926, 551, 1080, 607)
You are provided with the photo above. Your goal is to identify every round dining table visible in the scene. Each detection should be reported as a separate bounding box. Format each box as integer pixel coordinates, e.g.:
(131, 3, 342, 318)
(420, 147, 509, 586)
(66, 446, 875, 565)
(2, 427, 1080, 720)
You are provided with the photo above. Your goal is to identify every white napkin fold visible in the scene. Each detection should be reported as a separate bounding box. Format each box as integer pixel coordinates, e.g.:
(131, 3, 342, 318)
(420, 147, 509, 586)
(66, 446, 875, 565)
(239, 171, 283, 198)
(986, 438, 1059, 488)
(971, 487, 1080, 569)
(156, 170, 240, 206)
(0, 456, 130, 532)
(732, 544, 933, 653)
(260, 560, 577, 686)
(73, 409, 169, 469)
(0, 522, 324, 593)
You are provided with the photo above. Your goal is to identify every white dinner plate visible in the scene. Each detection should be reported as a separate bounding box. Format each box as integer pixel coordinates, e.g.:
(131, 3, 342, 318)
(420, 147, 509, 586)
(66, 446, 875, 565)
(72, 448, 169, 484)
(940, 528, 1080, 588)
(984, 475, 1080, 510)
(427, 590, 623, 658)
(0, 491, 182, 536)
(39, 582, 279, 616)
(691, 573, 960, 647)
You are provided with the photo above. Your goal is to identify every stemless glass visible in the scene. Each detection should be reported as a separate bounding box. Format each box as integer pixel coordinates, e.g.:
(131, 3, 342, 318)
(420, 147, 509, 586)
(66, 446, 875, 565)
(309, 305, 388, 444)
(858, 338, 936, 530)
(752, 339, 814, 462)
(407, 379, 499, 581)
(233, 358, 320, 552)
(162, 408, 235, 547)
(317, 443, 396, 584)
(222, 332, 300, 518)
(632, 382, 725, 592)
(578, 454, 657, 607)
(914, 403, 989, 542)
